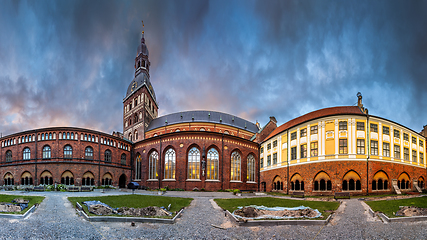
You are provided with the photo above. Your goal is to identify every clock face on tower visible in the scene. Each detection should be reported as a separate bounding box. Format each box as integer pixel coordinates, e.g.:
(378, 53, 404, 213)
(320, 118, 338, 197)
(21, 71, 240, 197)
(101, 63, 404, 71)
(131, 82, 137, 91)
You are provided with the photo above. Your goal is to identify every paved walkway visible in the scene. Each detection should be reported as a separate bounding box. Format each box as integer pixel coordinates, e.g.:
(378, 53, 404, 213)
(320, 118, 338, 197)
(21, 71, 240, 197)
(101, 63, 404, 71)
(1, 191, 427, 239)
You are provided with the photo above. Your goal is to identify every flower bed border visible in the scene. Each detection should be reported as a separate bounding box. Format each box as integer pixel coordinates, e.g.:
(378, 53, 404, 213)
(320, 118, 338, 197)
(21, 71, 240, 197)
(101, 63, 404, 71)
(0, 205, 37, 219)
(76, 202, 183, 224)
(225, 209, 332, 226)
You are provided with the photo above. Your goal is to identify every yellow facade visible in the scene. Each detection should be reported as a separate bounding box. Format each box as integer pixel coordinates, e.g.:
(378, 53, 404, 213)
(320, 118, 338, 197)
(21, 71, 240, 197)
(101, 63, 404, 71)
(260, 114, 426, 171)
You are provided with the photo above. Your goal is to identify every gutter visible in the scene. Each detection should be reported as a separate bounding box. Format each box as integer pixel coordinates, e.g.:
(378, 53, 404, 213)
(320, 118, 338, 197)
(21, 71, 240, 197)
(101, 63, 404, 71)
(287, 130, 290, 195)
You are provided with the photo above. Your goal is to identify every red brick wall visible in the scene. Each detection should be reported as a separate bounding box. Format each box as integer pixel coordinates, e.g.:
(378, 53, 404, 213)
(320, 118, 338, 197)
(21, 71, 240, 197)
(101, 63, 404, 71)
(261, 160, 426, 195)
(134, 131, 259, 191)
(0, 127, 132, 186)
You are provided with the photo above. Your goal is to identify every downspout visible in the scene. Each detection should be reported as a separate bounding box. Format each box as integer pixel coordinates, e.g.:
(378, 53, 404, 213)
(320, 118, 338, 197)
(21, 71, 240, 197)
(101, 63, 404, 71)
(221, 133, 224, 190)
(158, 136, 162, 189)
(287, 130, 290, 195)
(366, 113, 370, 194)
(98, 135, 101, 186)
(35, 130, 38, 185)
(257, 143, 260, 192)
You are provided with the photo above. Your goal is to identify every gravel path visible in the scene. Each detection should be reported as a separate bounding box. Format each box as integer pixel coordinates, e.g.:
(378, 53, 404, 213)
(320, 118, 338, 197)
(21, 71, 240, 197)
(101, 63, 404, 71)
(1, 191, 427, 239)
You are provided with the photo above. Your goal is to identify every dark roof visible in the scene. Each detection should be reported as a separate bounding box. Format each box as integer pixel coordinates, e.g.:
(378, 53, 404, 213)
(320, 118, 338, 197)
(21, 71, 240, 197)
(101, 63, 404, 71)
(124, 72, 156, 103)
(263, 106, 365, 142)
(147, 110, 259, 133)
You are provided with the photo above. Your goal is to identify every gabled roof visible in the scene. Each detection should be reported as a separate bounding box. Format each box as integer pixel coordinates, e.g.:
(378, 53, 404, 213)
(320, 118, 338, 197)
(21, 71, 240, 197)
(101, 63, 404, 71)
(262, 106, 365, 143)
(147, 110, 259, 133)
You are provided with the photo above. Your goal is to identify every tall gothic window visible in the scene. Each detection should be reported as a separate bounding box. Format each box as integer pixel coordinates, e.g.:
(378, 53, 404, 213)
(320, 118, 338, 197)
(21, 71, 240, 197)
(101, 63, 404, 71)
(64, 145, 73, 159)
(121, 154, 126, 165)
(149, 151, 159, 180)
(104, 150, 112, 162)
(135, 154, 141, 180)
(23, 147, 31, 160)
(85, 147, 93, 160)
(6, 150, 12, 162)
(43, 146, 51, 159)
(231, 151, 241, 181)
(247, 154, 256, 182)
(207, 148, 219, 180)
(187, 147, 200, 179)
(164, 148, 176, 179)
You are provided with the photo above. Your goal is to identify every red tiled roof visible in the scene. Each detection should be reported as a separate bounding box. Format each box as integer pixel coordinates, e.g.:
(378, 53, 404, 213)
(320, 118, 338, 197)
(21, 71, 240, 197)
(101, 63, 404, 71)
(263, 106, 365, 142)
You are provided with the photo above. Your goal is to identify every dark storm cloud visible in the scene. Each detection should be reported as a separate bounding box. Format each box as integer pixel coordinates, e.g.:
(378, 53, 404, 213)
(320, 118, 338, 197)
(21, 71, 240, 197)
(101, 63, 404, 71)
(0, 0, 426, 137)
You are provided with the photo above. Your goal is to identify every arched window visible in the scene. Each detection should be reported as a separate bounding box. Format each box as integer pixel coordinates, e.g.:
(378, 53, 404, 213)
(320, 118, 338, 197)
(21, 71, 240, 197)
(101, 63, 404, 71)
(71, 133, 74, 139)
(342, 170, 361, 191)
(23, 147, 31, 160)
(164, 148, 176, 179)
(49, 133, 52, 140)
(121, 154, 126, 165)
(230, 151, 241, 181)
(21, 172, 33, 185)
(41, 133, 45, 140)
(82, 172, 95, 186)
(6, 150, 12, 162)
(63, 132, 66, 139)
(61, 171, 74, 185)
(92, 135, 95, 142)
(135, 154, 141, 180)
(64, 145, 73, 159)
(314, 172, 331, 191)
(187, 147, 200, 179)
(134, 130, 138, 141)
(149, 151, 158, 180)
(134, 114, 138, 123)
(247, 154, 256, 182)
(343, 180, 348, 190)
(67, 132, 70, 139)
(43, 145, 51, 159)
(4, 173, 14, 186)
(85, 134, 88, 141)
(104, 150, 112, 162)
(102, 173, 113, 186)
(372, 171, 389, 191)
(207, 148, 219, 180)
(85, 147, 93, 160)
(40, 171, 53, 185)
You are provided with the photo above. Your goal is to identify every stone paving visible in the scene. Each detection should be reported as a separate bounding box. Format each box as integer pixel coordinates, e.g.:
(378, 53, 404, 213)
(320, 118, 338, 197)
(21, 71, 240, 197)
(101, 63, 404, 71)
(0, 190, 427, 239)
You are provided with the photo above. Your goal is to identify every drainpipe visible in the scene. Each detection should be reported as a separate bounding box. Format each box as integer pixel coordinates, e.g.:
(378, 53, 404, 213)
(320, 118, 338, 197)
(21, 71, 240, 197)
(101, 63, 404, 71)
(34, 129, 38, 185)
(158, 135, 162, 189)
(221, 133, 224, 190)
(366, 113, 370, 194)
(257, 143, 260, 192)
(287, 130, 290, 195)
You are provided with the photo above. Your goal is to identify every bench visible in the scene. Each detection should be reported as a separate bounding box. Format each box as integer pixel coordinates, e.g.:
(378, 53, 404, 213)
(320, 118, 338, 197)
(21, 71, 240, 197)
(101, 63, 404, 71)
(291, 191, 305, 198)
(80, 187, 91, 192)
(68, 186, 80, 192)
(33, 186, 45, 191)
(334, 192, 350, 199)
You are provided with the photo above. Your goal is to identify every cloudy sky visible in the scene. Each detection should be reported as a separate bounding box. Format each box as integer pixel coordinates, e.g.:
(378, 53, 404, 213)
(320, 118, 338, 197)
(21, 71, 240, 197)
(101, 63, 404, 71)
(1, 0, 426, 137)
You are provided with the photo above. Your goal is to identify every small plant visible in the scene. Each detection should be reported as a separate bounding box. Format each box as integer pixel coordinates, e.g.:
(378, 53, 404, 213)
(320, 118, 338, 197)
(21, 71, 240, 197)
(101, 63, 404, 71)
(56, 184, 67, 191)
(233, 189, 241, 195)
(159, 188, 167, 192)
(201, 188, 205, 192)
(45, 185, 54, 191)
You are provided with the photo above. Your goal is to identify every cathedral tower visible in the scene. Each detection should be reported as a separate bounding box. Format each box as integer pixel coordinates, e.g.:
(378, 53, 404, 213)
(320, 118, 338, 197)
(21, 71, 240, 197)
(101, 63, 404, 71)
(123, 24, 158, 142)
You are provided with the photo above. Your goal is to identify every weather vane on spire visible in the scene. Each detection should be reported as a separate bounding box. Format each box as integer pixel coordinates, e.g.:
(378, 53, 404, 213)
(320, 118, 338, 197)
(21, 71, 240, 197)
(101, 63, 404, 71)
(142, 20, 144, 34)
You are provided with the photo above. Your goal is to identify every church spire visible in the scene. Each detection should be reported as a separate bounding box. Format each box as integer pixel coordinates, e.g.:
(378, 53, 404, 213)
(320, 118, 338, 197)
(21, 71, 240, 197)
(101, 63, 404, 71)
(135, 20, 150, 77)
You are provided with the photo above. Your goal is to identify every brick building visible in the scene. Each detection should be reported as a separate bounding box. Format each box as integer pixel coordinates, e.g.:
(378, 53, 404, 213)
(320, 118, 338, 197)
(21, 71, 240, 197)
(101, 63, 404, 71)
(0, 28, 273, 191)
(260, 94, 426, 195)
(1, 28, 425, 194)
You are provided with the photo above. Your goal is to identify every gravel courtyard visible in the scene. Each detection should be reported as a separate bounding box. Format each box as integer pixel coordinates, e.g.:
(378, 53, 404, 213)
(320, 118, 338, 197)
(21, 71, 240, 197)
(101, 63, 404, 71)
(1, 190, 427, 239)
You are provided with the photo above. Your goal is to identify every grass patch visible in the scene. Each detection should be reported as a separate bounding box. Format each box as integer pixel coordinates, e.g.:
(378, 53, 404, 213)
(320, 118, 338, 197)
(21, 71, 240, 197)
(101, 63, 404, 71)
(0, 194, 45, 214)
(68, 194, 193, 218)
(214, 197, 340, 218)
(365, 196, 427, 218)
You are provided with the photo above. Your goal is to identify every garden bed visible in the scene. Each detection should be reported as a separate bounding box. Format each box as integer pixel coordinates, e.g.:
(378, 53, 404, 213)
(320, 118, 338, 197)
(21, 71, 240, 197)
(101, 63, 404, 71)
(0, 194, 45, 217)
(214, 197, 339, 226)
(68, 194, 192, 219)
(365, 195, 427, 219)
